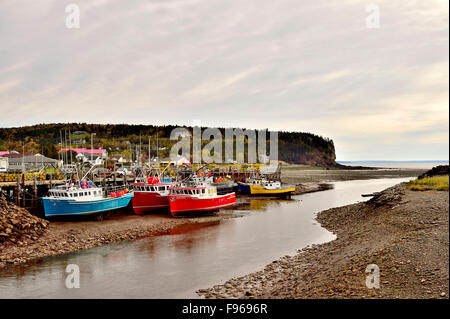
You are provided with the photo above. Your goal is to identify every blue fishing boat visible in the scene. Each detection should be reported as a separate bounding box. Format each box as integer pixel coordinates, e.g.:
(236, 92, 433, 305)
(237, 182, 251, 194)
(42, 183, 133, 218)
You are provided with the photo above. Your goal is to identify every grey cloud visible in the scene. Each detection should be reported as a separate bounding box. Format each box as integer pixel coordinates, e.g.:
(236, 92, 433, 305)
(0, 0, 448, 160)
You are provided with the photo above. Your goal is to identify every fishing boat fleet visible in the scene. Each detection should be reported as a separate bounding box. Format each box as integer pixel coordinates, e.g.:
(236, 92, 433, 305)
(42, 164, 295, 220)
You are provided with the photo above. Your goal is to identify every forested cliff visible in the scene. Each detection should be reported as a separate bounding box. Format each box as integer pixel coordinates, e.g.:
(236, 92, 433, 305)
(0, 123, 336, 166)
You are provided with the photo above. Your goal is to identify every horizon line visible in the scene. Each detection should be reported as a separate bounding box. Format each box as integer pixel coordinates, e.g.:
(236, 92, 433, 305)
(337, 160, 449, 163)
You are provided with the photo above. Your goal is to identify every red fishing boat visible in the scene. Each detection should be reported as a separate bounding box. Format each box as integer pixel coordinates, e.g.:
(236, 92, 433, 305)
(131, 177, 172, 214)
(168, 185, 236, 217)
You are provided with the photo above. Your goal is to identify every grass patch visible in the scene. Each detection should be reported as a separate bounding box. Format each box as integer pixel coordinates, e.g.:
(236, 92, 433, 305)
(406, 175, 449, 191)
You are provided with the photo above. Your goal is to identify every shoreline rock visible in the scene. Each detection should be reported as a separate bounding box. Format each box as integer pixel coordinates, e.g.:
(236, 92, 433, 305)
(0, 196, 48, 247)
(418, 165, 449, 179)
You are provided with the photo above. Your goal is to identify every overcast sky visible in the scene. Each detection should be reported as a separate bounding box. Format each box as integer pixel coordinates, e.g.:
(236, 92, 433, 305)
(0, 0, 448, 160)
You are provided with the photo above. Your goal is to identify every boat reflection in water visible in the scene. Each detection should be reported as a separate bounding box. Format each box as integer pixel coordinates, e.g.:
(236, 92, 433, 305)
(226, 196, 294, 212)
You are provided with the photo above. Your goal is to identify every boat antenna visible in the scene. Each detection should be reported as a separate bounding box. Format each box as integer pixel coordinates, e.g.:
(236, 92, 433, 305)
(59, 130, 62, 163)
(64, 130, 68, 184)
(139, 131, 142, 167)
(62, 130, 65, 165)
(22, 141, 25, 174)
(69, 129, 73, 166)
(64, 130, 68, 167)
(91, 132, 95, 164)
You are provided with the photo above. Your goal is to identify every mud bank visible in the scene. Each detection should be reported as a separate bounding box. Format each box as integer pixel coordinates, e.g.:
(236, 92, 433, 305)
(198, 184, 449, 299)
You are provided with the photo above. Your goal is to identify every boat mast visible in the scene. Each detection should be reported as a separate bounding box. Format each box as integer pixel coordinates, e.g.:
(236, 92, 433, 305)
(91, 132, 95, 164)
(64, 130, 68, 168)
(59, 131, 63, 164)
(22, 142, 24, 174)
(139, 131, 142, 168)
(69, 129, 73, 166)
(64, 130, 69, 185)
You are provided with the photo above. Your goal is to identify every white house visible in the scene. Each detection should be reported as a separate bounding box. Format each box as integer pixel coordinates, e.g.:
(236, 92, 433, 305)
(60, 148, 108, 165)
(0, 157, 8, 173)
(155, 155, 190, 166)
(110, 155, 128, 164)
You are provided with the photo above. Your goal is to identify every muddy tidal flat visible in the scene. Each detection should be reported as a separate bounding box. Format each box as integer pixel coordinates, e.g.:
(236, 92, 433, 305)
(198, 184, 449, 299)
(281, 165, 427, 184)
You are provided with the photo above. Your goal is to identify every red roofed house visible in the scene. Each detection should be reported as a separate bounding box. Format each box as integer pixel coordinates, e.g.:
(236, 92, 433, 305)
(60, 148, 108, 163)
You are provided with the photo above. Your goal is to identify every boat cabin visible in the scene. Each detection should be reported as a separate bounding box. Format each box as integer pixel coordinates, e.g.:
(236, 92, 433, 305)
(264, 181, 282, 189)
(133, 184, 170, 193)
(246, 178, 268, 186)
(169, 186, 217, 197)
(47, 186, 104, 200)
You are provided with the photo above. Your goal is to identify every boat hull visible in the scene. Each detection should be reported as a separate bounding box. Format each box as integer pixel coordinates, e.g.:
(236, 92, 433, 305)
(214, 183, 235, 195)
(249, 185, 296, 196)
(237, 182, 251, 194)
(132, 191, 170, 214)
(168, 193, 236, 216)
(42, 193, 134, 217)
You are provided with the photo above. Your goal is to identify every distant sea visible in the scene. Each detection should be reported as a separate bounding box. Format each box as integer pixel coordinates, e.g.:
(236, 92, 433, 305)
(337, 161, 449, 170)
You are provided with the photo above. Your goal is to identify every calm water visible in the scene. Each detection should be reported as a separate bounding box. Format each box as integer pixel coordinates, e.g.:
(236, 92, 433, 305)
(0, 177, 412, 298)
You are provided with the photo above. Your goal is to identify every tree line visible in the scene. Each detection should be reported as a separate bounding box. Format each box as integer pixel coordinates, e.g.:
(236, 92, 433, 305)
(0, 123, 336, 165)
